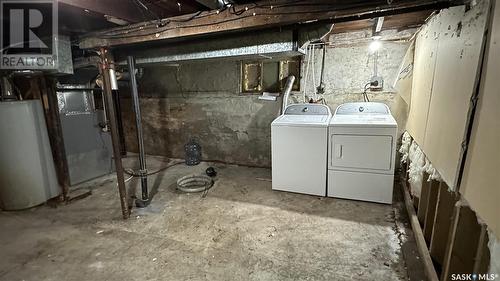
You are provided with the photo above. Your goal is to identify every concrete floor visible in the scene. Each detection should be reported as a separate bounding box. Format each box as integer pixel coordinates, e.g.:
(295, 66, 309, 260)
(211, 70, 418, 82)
(0, 155, 424, 281)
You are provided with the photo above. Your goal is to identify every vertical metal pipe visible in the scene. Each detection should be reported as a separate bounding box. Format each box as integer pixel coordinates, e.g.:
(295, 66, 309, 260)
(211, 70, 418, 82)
(99, 48, 130, 219)
(112, 90, 127, 155)
(109, 69, 127, 155)
(127, 56, 148, 204)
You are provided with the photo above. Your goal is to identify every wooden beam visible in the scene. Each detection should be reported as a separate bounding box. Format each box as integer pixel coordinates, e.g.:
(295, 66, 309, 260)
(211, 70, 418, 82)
(473, 224, 490, 274)
(417, 174, 431, 225)
(429, 182, 459, 270)
(79, 0, 461, 49)
(442, 204, 484, 280)
(441, 203, 461, 281)
(401, 174, 440, 281)
(40, 77, 71, 200)
(423, 180, 440, 244)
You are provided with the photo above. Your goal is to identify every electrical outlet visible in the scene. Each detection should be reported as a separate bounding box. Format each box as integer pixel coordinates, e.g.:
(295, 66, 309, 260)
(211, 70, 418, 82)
(370, 76, 384, 90)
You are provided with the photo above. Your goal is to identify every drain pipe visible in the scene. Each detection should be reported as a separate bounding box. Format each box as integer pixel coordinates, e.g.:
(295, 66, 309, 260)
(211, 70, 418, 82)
(127, 56, 148, 207)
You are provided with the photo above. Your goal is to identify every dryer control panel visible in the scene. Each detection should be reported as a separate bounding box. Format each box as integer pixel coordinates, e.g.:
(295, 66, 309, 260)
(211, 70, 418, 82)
(335, 102, 389, 115)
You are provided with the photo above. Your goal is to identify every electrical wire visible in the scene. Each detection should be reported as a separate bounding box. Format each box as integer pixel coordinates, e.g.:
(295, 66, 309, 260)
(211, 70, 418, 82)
(316, 45, 326, 96)
(92, 1, 362, 40)
(363, 82, 371, 102)
(92, 0, 399, 39)
(311, 44, 317, 101)
(303, 43, 311, 102)
(131, 0, 161, 22)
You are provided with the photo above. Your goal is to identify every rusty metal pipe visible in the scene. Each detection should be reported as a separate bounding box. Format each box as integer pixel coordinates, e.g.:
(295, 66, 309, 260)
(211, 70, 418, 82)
(99, 48, 130, 219)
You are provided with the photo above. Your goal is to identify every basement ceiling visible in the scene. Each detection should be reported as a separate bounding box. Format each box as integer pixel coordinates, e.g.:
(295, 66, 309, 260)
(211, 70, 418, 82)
(58, 0, 254, 34)
(60, 0, 458, 38)
(330, 10, 434, 34)
(78, 0, 462, 49)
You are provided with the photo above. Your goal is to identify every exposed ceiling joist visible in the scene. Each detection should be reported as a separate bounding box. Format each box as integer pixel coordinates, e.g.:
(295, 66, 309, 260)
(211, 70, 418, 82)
(194, 0, 221, 10)
(143, 0, 204, 17)
(79, 0, 465, 49)
(331, 10, 433, 34)
(58, 0, 164, 23)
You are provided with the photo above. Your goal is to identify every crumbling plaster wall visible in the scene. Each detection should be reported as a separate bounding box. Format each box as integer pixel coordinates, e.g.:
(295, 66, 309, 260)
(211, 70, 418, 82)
(120, 30, 411, 167)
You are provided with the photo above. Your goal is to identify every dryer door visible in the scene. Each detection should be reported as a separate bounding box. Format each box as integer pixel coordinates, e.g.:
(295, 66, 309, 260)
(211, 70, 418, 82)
(330, 134, 393, 171)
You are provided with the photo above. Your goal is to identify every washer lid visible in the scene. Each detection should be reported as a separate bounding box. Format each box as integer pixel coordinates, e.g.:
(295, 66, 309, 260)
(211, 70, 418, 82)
(272, 114, 330, 127)
(335, 102, 389, 115)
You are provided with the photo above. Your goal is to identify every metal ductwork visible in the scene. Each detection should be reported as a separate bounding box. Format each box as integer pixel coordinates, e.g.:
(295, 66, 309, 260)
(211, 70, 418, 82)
(114, 29, 305, 66)
(112, 23, 335, 66)
(1, 35, 73, 75)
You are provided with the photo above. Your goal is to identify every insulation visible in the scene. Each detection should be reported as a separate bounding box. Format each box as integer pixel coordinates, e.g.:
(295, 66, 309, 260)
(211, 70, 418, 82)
(408, 140, 425, 197)
(423, 158, 443, 182)
(399, 131, 412, 164)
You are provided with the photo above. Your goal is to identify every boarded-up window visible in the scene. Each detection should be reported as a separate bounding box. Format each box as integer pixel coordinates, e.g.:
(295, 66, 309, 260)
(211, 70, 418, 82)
(241, 58, 301, 93)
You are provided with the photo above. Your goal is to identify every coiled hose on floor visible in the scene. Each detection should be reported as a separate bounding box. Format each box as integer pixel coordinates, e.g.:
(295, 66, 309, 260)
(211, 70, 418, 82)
(124, 160, 215, 197)
(176, 174, 214, 194)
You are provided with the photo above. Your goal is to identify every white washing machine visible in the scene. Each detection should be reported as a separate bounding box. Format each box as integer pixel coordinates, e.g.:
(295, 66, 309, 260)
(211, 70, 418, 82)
(272, 104, 332, 196)
(328, 102, 397, 204)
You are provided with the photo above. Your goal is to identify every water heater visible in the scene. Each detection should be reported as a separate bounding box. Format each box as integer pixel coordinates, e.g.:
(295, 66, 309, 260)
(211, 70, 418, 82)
(0, 100, 61, 210)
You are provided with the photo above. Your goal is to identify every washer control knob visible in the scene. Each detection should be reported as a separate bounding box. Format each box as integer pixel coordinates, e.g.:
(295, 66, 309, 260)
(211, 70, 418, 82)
(359, 106, 365, 112)
(302, 107, 309, 112)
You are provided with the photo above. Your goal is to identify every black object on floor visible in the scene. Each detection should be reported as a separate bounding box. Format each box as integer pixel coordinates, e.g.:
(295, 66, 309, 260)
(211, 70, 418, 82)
(206, 167, 217, 177)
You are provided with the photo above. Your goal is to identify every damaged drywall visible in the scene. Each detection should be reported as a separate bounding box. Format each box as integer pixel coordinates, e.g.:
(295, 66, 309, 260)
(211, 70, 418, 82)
(406, 0, 490, 190)
(461, 0, 499, 240)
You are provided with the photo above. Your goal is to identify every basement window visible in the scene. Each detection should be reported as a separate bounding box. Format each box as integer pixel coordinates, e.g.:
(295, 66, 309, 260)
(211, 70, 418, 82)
(241, 58, 301, 94)
(241, 62, 263, 92)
